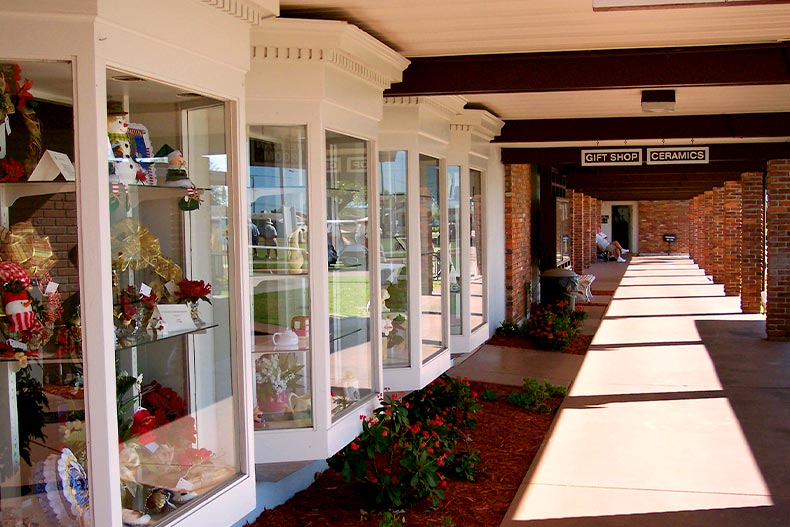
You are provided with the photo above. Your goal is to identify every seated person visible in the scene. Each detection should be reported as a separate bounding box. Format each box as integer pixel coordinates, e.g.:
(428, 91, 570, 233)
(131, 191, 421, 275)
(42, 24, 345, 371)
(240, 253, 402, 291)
(596, 228, 629, 262)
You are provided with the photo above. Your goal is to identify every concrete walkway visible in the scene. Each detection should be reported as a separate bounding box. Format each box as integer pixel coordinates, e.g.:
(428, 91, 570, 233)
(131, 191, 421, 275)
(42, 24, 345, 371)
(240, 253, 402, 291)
(494, 255, 790, 526)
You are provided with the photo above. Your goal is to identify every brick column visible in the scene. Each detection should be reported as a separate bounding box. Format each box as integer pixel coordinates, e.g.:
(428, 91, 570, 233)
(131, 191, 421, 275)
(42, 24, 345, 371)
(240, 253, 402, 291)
(700, 190, 714, 274)
(710, 186, 725, 283)
(571, 190, 585, 274)
(689, 196, 698, 262)
(723, 181, 742, 296)
(766, 160, 790, 340)
(584, 194, 593, 266)
(504, 164, 532, 321)
(741, 172, 764, 314)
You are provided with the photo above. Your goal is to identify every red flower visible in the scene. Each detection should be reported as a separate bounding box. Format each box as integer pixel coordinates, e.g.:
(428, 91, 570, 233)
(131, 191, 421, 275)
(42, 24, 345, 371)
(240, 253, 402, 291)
(0, 158, 26, 183)
(176, 279, 212, 303)
(351, 442, 360, 451)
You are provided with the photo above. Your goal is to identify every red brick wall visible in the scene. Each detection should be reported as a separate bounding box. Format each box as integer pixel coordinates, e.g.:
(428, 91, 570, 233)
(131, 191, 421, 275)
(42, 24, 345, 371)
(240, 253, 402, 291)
(9, 192, 79, 297)
(741, 172, 764, 314)
(766, 160, 790, 340)
(723, 180, 742, 296)
(504, 164, 531, 321)
(637, 200, 690, 254)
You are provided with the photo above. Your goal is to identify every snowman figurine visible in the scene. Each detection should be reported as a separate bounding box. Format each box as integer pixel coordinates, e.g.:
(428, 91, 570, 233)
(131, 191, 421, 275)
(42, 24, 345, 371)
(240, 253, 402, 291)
(0, 261, 40, 334)
(107, 103, 145, 187)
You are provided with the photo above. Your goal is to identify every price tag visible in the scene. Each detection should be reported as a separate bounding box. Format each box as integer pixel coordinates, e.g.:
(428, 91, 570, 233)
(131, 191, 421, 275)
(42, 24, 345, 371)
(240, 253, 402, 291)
(165, 280, 178, 295)
(45, 281, 59, 295)
(7, 339, 27, 350)
(156, 304, 197, 332)
(139, 283, 152, 297)
(176, 478, 194, 491)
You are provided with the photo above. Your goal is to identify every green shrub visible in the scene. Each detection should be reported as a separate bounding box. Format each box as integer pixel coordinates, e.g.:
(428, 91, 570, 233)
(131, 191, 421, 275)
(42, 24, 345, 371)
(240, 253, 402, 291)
(481, 389, 498, 402)
(328, 375, 482, 510)
(507, 378, 568, 413)
(495, 320, 520, 337)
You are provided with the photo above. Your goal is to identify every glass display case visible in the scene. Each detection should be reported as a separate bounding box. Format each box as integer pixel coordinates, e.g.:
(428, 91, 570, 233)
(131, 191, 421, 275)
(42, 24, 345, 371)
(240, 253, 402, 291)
(447, 110, 503, 355)
(106, 70, 242, 526)
(247, 17, 409, 462)
(0, 60, 86, 527)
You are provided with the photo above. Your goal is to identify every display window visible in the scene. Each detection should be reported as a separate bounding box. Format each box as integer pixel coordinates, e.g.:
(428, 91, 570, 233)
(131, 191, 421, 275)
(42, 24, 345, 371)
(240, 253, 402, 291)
(470, 168, 486, 331)
(379, 150, 409, 368)
(419, 154, 446, 363)
(326, 131, 375, 419)
(248, 125, 312, 430)
(448, 165, 463, 335)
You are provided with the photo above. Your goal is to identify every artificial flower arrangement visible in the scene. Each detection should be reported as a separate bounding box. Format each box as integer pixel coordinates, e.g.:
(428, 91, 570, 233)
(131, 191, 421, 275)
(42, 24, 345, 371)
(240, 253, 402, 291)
(175, 279, 212, 305)
(0, 63, 42, 180)
(254, 353, 304, 408)
(116, 374, 219, 521)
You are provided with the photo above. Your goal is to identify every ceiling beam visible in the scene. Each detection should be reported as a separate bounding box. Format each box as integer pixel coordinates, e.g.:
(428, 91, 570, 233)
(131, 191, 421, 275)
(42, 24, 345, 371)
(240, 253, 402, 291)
(579, 190, 710, 200)
(496, 113, 790, 143)
(386, 43, 790, 96)
(501, 142, 790, 164)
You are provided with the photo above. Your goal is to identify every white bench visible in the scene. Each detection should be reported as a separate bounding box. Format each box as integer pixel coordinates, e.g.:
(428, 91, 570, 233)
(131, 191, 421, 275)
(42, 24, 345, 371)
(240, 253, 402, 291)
(577, 274, 596, 303)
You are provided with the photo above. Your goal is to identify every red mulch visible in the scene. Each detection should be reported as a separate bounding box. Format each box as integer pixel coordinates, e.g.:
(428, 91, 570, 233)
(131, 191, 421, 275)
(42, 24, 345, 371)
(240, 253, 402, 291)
(485, 333, 593, 355)
(247, 381, 560, 527)
(591, 290, 615, 296)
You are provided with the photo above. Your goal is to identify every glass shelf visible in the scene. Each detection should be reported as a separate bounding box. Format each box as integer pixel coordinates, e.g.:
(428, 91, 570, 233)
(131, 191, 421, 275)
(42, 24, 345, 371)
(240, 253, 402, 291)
(115, 323, 218, 352)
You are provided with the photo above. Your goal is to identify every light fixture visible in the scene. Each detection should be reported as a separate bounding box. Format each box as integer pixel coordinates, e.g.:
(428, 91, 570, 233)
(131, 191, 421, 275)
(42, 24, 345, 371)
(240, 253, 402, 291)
(641, 89, 675, 113)
(111, 75, 145, 82)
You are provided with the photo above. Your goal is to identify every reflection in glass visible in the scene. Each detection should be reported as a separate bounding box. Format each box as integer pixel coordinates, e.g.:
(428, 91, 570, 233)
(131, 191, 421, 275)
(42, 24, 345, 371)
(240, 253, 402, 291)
(470, 169, 486, 331)
(108, 70, 239, 525)
(420, 155, 444, 362)
(556, 198, 570, 267)
(326, 131, 373, 419)
(0, 60, 88, 527)
(249, 126, 312, 430)
(448, 166, 462, 335)
(379, 151, 409, 368)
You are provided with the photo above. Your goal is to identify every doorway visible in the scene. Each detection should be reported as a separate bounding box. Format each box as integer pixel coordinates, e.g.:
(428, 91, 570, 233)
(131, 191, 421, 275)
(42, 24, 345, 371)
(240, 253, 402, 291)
(612, 205, 632, 250)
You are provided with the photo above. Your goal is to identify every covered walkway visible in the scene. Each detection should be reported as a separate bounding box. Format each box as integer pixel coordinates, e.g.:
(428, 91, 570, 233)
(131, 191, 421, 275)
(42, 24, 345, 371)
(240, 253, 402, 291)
(474, 255, 790, 526)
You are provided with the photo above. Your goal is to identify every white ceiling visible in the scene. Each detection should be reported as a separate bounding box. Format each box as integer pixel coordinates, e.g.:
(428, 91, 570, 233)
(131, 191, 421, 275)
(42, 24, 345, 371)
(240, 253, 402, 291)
(279, 0, 790, 129)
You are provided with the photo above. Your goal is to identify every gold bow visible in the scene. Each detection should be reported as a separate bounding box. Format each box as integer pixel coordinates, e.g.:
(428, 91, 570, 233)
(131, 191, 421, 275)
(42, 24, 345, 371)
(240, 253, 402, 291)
(111, 218, 161, 271)
(111, 218, 182, 282)
(0, 221, 56, 277)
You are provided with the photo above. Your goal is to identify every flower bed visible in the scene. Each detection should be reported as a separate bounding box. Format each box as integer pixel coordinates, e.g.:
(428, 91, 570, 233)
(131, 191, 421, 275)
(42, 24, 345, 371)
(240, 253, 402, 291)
(247, 379, 563, 527)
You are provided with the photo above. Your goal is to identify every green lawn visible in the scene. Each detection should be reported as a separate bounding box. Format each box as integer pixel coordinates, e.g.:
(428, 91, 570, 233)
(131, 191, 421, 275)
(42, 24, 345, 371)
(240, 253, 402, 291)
(252, 272, 371, 325)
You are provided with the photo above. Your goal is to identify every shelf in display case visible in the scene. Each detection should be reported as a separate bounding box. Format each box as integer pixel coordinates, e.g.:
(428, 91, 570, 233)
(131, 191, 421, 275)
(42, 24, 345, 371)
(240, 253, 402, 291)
(115, 323, 218, 352)
(0, 181, 76, 206)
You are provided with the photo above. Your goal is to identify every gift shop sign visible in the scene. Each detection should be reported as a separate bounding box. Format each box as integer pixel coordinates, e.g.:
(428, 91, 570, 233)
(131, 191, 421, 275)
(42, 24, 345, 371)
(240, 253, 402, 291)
(581, 147, 710, 166)
(581, 149, 642, 166)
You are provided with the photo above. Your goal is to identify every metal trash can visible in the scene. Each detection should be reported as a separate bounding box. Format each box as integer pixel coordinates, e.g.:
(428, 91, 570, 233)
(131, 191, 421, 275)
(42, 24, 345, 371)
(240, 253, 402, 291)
(540, 267, 579, 309)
